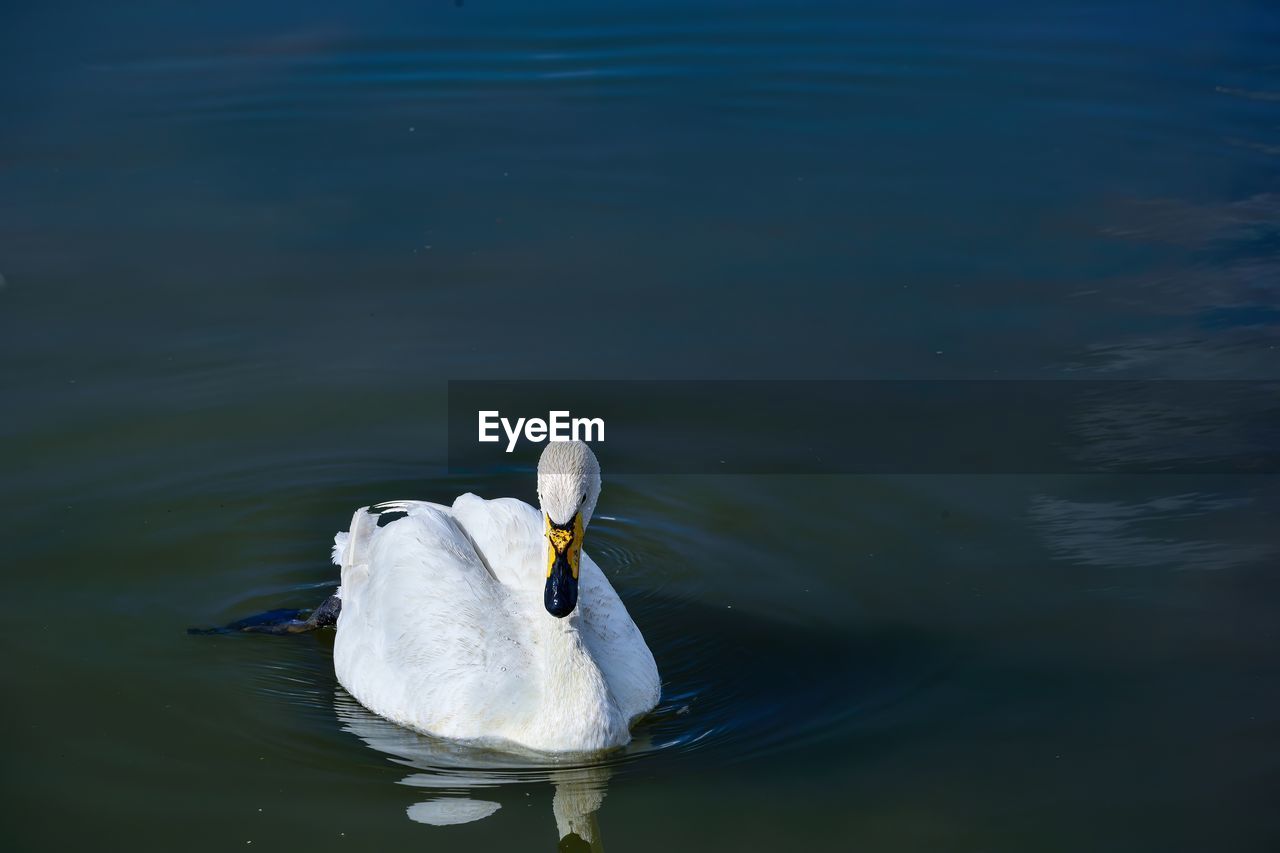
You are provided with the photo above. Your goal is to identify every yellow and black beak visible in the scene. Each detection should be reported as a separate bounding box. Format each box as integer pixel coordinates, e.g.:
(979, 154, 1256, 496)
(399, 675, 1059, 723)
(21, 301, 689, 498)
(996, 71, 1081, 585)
(545, 512, 583, 618)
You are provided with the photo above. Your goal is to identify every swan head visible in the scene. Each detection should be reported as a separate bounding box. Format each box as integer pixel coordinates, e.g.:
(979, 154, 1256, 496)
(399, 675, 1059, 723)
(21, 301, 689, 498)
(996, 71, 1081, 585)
(537, 441, 601, 619)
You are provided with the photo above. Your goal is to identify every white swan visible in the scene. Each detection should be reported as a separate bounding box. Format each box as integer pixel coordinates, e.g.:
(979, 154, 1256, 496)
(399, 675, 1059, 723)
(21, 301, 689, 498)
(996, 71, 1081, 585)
(329, 441, 660, 754)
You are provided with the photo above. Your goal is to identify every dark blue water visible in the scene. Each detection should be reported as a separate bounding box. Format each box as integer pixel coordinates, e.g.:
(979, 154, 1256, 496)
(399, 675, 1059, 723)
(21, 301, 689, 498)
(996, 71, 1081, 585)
(3, 1, 1279, 851)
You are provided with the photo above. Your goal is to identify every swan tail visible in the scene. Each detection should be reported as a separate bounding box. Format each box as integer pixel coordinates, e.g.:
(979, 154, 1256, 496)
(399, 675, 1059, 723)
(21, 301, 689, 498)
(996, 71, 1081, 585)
(332, 506, 380, 603)
(333, 506, 375, 568)
(333, 501, 442, 598)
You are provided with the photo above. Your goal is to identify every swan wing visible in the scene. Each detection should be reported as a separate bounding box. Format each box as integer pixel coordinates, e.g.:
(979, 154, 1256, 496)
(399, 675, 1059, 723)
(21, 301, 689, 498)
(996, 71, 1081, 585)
(448, 493, 545, 591)
(578, 553, 662, 723)
(333, 503, 536, 741)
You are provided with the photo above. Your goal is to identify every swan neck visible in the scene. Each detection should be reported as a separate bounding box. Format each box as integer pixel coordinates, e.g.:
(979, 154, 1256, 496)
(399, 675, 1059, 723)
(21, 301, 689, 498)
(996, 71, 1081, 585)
(536, 616, 621, 749)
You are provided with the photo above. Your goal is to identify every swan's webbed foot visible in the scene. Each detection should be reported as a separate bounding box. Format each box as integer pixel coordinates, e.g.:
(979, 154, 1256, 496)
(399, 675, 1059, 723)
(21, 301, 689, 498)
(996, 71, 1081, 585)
(237, 593, 341, 634)
(300, 593, 342, 630)
(187, 594, 341, 635)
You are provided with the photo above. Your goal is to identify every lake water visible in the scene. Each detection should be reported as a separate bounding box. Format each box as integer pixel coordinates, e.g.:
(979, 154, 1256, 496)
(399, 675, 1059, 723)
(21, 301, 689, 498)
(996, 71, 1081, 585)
(3, 1, 1279, 850)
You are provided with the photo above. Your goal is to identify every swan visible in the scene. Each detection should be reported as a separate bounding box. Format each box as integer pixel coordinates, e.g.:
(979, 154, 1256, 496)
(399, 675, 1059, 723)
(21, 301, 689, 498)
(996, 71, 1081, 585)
(328, 441, 660, 754)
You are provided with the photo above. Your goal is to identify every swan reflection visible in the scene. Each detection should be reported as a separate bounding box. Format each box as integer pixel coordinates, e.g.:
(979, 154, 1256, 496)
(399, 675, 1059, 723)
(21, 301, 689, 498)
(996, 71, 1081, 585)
(335, 690, 611, 849)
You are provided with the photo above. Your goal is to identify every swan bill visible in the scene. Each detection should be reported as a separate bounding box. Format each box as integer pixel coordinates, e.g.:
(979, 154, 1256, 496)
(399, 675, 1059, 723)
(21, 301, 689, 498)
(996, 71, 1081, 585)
(545, 512, 583, 618)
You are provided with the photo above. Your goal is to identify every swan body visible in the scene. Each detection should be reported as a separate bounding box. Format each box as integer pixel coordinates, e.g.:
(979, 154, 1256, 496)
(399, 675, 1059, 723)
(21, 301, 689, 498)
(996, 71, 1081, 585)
(330, 442, 660, 754)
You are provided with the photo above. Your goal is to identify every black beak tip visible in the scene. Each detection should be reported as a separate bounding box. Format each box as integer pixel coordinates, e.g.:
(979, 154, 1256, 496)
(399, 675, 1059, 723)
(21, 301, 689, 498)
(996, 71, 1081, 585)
(544, 576, 578, 618)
